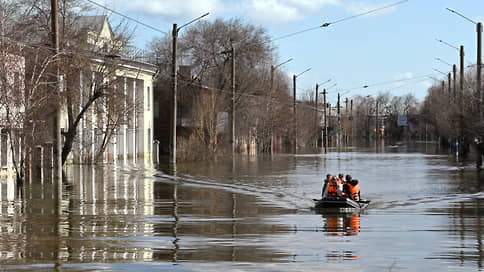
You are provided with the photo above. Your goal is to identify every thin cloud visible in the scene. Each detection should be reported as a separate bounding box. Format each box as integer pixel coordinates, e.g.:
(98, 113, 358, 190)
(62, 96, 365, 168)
(341, 1, 402, 17)
(237, 0, 340, 24)
(112, 0, 223, 21)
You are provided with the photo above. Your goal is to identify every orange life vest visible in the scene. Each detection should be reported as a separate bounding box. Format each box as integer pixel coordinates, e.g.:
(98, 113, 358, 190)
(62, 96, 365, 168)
(328, 180, 340, 197)
(348, 183, 360, 200)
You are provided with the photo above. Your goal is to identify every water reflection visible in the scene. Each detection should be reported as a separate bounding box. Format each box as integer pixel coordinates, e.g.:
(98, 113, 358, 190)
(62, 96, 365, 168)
(322, 212, 361, 236)
(0, 164, 299, 267)
(0, 165, 156, 264)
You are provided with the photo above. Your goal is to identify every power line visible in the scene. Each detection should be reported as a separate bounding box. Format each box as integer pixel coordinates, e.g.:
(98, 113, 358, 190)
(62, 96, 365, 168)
(340, 73, 433, 91)
(332, 0, 408, 25)
(83, 0, 168, 34)
(271, 0, 408, 42)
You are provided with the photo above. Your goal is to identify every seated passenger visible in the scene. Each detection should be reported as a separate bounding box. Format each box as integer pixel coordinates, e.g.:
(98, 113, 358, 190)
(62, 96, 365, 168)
(337, 173, 345, 192)
(322, 174, 332, 198)
(328, 176, 343, 197)
(344, 178, 360, 201)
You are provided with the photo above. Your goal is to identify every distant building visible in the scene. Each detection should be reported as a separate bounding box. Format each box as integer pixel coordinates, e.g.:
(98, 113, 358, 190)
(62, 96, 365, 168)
(66, 16, 157, 164)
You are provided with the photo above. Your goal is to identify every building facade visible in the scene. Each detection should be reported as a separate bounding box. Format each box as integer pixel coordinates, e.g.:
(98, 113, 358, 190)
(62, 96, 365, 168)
(68, 16, 157, 165)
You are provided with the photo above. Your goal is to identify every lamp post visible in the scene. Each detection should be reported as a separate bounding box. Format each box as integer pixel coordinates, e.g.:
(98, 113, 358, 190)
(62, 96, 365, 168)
(50, 0, 62, 182)
(320, 83, 337, 153)
(269, 58, 292, 154)
(170, 12, 209, 166)
(447, 8, 482, 114)
(315, 79, 331, 150)
(435, 57, 457, 97)
(293, 68, 311, 152)
(436, 38, 465, 92)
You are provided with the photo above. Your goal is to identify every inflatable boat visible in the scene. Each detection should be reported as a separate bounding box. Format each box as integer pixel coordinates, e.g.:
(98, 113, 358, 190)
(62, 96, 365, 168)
(313, 196, 370, 210)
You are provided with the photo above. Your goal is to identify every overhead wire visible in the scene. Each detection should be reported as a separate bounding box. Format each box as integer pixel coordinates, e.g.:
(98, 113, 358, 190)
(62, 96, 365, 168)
(271, 0, 408, 42)
(339, 73, 434, 92)
(83, 0, 168, 34)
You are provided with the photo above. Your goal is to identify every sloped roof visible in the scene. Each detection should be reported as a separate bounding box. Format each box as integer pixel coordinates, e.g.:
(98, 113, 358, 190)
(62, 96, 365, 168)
(72, 15, 109, 34)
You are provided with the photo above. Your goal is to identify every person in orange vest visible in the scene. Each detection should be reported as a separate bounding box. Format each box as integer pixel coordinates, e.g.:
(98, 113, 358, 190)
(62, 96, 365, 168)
(343, 175, 360, 201)
(328, 176, 342, 197)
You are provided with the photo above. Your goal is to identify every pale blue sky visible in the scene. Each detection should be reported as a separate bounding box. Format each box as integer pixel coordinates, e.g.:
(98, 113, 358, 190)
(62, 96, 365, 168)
(102, 0, 484, 104)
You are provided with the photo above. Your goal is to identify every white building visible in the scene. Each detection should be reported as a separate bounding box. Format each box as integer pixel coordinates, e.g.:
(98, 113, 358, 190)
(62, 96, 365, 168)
(67, 16, 157, 165)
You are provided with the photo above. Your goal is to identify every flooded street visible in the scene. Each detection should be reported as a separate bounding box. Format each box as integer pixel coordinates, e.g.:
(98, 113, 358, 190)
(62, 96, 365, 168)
(2, 144, 484, 271)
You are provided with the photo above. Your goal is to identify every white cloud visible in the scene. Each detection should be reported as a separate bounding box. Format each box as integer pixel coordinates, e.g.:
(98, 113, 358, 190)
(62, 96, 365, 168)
(232, 0, 339, 24)
(341, 1, 402, 17)
(113, 0, 223, 21)
(109, 0, 402, 26)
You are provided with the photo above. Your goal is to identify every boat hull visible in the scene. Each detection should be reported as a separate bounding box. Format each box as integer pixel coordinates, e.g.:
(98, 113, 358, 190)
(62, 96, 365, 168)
(314, 197, 370, 210)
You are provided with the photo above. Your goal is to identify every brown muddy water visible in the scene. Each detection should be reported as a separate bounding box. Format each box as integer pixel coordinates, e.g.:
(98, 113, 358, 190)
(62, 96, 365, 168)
(1, 143, 484, 271)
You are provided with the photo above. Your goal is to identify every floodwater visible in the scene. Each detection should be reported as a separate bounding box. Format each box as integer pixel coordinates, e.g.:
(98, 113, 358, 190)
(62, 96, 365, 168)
(1, 143, 484, 271)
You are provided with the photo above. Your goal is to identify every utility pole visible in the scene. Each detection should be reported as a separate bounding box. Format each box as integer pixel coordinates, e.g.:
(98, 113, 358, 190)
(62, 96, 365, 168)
(350, 99, 353, 145)
(270, 65, 274, 155)
(231, 44, 235, 155)
(169, 13, 209, 166)
(293, 74, 297, 152)
(478, 22, 482, 111)
(292, 68, 310, 153)
(169, 23, 178, 166)
(269, 58, 292, 155)
(448, 72, 451, 96)
(323, 89, 327, 153)
(337, 93, 341, 146)
(344, 98, 348, 144)
(50, 0, 62, 181)
(315, 84, 319, 148)
(460, 45, 465, 91)
(375, 100, 379, 143)
(453, 64, 457, 98)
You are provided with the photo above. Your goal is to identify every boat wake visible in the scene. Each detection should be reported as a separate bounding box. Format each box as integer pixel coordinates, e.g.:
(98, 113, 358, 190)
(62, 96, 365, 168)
(152, 172, 315, 211)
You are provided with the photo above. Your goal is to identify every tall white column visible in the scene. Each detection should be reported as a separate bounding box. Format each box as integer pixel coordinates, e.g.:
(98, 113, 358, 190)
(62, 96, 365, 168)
(123, 77, 127, 164)
(132, 79, 136, 164)
(91, 72, 96, 163)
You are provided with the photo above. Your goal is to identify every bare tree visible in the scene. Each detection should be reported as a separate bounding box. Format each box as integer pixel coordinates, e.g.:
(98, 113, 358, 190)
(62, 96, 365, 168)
(150, 18, 291, 157)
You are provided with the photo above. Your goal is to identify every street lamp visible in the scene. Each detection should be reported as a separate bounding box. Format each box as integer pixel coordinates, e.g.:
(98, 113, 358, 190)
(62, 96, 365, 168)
(269, 58, 292, 154)
(436, 38, 465, 91)
(319, 82, 337, 153)
(293, 67, 311, 152)
(446, 8, 482, 112)
(314, 79, 332, 149)
(435, 57, 457, 97)
(170, 12, 209, 166)
(435, 57, 453, 67)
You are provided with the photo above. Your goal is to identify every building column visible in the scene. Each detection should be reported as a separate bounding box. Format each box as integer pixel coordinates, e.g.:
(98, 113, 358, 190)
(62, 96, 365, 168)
(123, 77, 128, 164)
(103, 78, 108, 163)
(91, 72, 96, 163)
(79, 71, 84, 163)
(132, 79, 136, 164)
